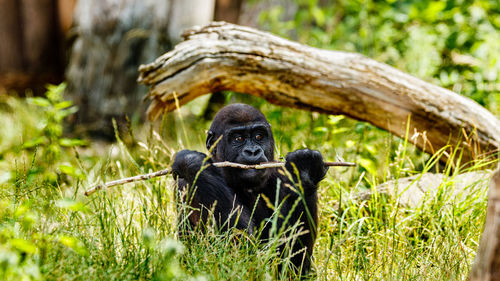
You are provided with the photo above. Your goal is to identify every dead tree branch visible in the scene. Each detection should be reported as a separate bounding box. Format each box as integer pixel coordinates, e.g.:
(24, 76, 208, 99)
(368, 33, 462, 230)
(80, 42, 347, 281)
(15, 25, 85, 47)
(84, 168, 172, 196)
(212, 161, 355, 169)
(84, 160, 354, 196)
(138, 22, 500, 163)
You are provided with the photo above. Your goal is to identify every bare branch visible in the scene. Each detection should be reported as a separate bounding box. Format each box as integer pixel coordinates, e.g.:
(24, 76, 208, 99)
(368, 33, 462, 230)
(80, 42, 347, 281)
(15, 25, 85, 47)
(84, 160, 355, 196)
(212, 161, 355, 169)
(84, 168, 171, 196)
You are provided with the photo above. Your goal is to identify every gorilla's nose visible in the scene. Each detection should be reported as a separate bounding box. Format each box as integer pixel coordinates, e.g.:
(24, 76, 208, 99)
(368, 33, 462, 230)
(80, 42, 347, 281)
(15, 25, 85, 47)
(242, 146, 264, 162)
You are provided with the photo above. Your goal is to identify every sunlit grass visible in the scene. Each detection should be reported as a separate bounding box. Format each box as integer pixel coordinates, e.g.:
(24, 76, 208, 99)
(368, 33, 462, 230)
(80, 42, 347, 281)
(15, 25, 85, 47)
(0, 93, 496, 280)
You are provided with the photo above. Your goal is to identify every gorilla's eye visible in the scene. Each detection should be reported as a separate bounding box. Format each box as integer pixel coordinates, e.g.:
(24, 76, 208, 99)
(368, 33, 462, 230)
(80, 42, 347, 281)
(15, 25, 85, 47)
(255, 134, 263, 141)
(235, 136, 244, 142)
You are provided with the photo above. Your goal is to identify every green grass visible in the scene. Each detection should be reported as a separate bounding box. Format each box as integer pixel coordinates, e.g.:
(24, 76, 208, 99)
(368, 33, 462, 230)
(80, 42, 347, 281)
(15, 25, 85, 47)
(0, 91, 496, 280)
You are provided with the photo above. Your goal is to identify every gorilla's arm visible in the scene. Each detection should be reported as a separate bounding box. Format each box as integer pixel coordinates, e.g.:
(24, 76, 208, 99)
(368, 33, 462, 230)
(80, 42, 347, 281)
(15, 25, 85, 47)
(172, 150, 254, 232)
(285, 149, 328, 193)
(172, 150, 208, 183)
(283, 148, 328, 273)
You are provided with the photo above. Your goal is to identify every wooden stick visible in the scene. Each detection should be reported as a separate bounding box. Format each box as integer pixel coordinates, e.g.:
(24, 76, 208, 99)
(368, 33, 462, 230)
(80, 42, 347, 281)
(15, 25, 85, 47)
(212, 161, 356, 169)
(84, 161, 355, 196)
(84, 168, 171, 196)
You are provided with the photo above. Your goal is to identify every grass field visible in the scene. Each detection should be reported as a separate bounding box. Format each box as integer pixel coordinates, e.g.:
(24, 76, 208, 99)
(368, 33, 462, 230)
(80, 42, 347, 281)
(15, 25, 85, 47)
(0, 87, 496, 280)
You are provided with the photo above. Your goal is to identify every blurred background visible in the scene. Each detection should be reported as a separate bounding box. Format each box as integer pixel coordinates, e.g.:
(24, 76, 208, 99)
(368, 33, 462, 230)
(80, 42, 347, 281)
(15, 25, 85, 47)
(1, 0, 498, 132)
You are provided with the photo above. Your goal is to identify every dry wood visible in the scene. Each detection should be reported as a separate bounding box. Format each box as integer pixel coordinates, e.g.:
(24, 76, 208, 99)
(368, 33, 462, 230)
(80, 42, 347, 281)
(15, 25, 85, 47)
(84, 160, 354, 196)
(84, 168, 172, 196)
(339, 171, 490, 209)
(212, 161, 355, 169)
(138, 22, 500, 163)
(468, 167, 500, 281)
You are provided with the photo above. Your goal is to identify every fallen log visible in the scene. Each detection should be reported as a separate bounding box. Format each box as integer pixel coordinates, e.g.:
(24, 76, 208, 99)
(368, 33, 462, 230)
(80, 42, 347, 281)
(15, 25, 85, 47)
(138, 22, 500, 163)
(468, 167, 500, 281)
(342, 171, 491, 209)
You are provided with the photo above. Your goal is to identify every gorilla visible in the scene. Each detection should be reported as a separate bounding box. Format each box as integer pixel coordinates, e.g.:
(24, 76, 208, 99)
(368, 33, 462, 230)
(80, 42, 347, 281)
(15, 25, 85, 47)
(172, 103, 328, 275)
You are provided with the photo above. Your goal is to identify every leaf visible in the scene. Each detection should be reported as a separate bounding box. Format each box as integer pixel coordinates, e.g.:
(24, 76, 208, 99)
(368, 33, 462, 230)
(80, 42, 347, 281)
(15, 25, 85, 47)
(54, 101, 73, 110)
(27, 97, 51, 107)
(57, 235, 88, 256)
(46, 83, 66, 102)
(345, 140, 356, 148)
(54, 106, 78, 121)
(22, 137, 47, 148)
(331, 128, 349, 135)
(364, 144, 377, 155)
(311, 6, 325, 26)
(55, 198, 89, 212)
(423, 1, 446, 21)
(313, 127, 328, 133)
(327, 115, 345, 125)
(58, 164, 75, 175)
(9, 239, 37, 254)
(59, 138, 88, 147)
(58, 164, 85, 179)
(359, 158, 377, 175)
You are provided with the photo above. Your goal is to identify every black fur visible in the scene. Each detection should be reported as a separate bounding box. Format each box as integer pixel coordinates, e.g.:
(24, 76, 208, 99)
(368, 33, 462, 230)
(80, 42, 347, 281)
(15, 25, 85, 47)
(172, 103, 327, 275)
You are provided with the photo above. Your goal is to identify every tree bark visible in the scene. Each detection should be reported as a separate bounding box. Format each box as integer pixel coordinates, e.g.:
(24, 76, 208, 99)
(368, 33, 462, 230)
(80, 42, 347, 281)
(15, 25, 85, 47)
(0, 0, 24, 71)
(215, 0, 244, 23)
(346, 171, 491, 209)
(204, 0, 245, 119)
(66, 0, 216, 138)
(0, 0, 64, 95)
(138, 22, 500, 163)
(468, 168, 500, 281)
(168, 0, 215, 44)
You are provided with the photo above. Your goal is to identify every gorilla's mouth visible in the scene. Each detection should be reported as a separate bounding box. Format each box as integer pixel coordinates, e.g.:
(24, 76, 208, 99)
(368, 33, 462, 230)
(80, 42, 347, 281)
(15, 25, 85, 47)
(234, 156, 268, 166)
(230, 156, 269, 183)
(230, 157, 266, 169)
(239, 167, 264, 174)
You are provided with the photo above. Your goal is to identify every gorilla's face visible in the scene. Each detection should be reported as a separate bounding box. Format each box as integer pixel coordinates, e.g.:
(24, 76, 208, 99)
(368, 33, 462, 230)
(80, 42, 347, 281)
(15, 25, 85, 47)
(224, 123, 271, 164)
(221, 122, 273, 184)
(206, 104, 275, 189)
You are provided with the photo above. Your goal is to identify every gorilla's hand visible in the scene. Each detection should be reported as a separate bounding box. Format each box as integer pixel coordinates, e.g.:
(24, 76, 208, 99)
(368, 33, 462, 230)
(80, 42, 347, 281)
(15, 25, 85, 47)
(285, 149, 328, 185)
(172, 150, 208, 182)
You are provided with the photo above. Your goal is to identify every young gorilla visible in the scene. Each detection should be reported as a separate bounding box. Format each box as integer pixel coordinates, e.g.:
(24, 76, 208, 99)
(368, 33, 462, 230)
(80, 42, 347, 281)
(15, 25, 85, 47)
(172, 103, 327, 274)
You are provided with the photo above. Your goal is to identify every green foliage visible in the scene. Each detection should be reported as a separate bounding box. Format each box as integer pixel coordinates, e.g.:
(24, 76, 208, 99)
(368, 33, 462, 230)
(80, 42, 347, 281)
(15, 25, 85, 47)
(25, 84, 85, 163)
(0, 84, 89, 186)
(0, 200, 42, 281)
(0, 85, 201, 280)
(258, 0, 500, 115)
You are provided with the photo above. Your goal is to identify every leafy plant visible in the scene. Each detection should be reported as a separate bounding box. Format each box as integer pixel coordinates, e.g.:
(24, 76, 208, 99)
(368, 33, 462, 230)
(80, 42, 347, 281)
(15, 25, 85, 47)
(24, 84, 86, 163)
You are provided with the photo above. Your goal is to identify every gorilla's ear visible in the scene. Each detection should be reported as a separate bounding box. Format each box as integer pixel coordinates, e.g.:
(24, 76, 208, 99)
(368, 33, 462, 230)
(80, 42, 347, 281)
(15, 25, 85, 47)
(206, 130, 215, 151)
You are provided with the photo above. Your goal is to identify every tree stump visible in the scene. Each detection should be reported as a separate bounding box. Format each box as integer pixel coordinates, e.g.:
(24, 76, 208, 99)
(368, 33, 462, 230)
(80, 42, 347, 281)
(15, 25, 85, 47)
(469, 168, 500, 281)
(66, 0, 215, 137)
